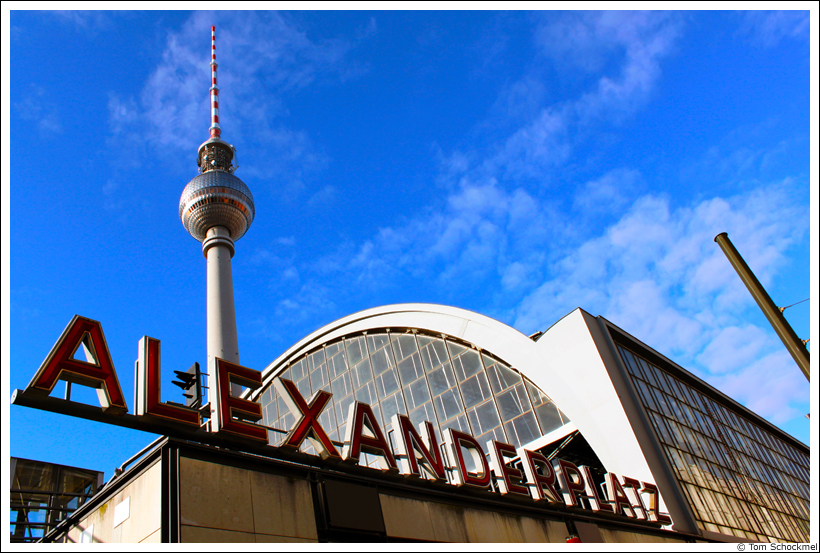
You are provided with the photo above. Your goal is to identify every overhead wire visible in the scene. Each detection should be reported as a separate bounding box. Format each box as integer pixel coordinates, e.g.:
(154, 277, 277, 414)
(779, 298, 809, 312)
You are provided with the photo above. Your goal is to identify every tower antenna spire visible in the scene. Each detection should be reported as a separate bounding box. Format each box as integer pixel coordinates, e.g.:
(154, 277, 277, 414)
(209, 25, 221, 139)
(192, 24, 236, 174)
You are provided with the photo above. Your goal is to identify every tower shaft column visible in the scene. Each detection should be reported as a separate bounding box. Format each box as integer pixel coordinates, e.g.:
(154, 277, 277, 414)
(203, 226, 239, 366)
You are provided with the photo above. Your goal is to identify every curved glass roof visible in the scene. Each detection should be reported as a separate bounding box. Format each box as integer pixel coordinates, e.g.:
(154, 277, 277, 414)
(257, 328, 570, 468)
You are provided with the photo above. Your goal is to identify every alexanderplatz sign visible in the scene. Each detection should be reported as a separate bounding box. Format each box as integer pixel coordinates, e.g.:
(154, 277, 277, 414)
(12, 315, 672, 526)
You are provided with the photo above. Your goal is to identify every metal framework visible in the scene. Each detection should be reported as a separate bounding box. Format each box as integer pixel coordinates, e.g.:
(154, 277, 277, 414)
(10, 458, 103, 543)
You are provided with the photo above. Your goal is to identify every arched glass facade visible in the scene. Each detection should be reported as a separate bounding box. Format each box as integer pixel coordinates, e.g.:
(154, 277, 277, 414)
(257, 329, 570, 466)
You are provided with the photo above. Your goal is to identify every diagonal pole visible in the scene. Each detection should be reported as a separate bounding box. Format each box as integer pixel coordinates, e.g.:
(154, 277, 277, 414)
(715, 232, 810, 381)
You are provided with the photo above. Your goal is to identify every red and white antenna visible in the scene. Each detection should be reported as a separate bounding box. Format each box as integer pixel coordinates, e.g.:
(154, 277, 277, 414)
(209, 25, 221, 138)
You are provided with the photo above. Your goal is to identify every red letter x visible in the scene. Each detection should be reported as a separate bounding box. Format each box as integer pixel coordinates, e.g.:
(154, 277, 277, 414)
(273, 378, 340, 460)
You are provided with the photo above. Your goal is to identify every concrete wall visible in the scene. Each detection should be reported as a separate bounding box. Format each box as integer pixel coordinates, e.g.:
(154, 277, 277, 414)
(178, 456, 318, 543)
(379, 493, 570, 542)
(65, 460, 162, 544)
(58, 448, 693, 543)
(599, 527, 686, 543)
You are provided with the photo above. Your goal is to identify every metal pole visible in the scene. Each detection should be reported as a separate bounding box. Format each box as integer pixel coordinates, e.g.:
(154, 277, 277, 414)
(714, 232, 810, 381)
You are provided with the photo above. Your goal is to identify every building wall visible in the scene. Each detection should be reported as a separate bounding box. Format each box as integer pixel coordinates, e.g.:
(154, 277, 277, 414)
(48, 438, 700, 543)
(176, 451, 691, 543)
(378, 493, 571, 542)
(599, 527, 691, 544)
(65, 460, 162, 544)
(178, 455, 318, 543)
(531, 309, 660, 498)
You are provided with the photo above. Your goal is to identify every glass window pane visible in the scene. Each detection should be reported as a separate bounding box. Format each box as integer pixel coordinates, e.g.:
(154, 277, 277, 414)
(296, 375, 311, 398)
(409, 401, 437, 431)
(512, 411, 540, 446)
(376, 367, 400, 399)
(381, 391, 406, 424)
(460, 371, 490, 408)
(335, 394, 354, 433)
(515, 383, 532, 412)
(470, 399, 501, 436)
(405, 377, 431, 412)
(525, 379, 549, 407)
(328, 350, 348, 379)
(319, 404, 336, 436)
(458, 350, 482, 380)
(636, 379, 658, 412)
(310, 364, 328, 391)
(621, 348, 644, 379)
(355, 381, 376, 405)
(504, 420, 521, 449)
(447, 341, 466, 358)
(434, 387, 464, 423)
(422, 340, 449, 371)
(346, 337, 366, 366)
(477, 426, 506, 451)
(264, 401, 277, 425)
(371, 346, 395, 375)
(534, 401, 563, 434)
(394, 334, 419, 360)
(428, 362, 457, 396)
(351, 358, 373, 389)
(309, 349, 326, 370)
(497, 387, 525, 421)
(446, 413, 471, 436)
(331, 372, 351, 398)
(493, 363, 520, 391)
(325, 341, 340, 357)
(557, 408, 570, 425)
(367, 333, 390, 354)
(397, 352, 424, 385)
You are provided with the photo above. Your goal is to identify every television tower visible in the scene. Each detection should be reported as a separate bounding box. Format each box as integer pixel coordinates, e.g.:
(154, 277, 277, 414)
(179, 26, 254, 380)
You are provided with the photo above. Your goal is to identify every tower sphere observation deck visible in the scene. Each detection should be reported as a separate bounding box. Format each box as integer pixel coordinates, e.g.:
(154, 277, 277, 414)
(179, 160, 255, 242)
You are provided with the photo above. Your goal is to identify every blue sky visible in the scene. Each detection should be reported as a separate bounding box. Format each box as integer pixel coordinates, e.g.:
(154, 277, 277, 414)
(4, 9, 816, 484)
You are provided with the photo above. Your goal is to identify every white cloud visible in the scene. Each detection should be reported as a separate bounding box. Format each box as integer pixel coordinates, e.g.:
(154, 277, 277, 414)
(713, 349, 806, 425)
(307, 185, 337, 208)
(695, 325, 772, 375)
(738, 10, 810, 48)
(479, 12, 681, 182)
(106, 93, 138, 136)
(51, 11, 112, 31)
(510, 179, 808, 423)
(573, 167, 643, 214)
(488, 107, 572, 178)
(107, 11, 356, 185)
(14, 87, 63, 136)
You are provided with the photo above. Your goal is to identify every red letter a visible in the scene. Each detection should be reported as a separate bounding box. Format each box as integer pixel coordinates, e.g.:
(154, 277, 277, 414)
(27, 315, 127, 413)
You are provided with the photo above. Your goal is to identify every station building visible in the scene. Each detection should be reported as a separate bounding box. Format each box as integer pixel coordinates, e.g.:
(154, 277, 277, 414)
(38, 304, 810, 544)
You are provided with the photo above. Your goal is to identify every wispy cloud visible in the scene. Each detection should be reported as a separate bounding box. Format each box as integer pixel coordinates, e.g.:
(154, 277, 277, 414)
(279, 171, 807, 424)
(572, 167, 643, 214)
(51, 10, 113, 32)
(107, 11, 362, 186)
(14, 86, 63, 136)
(322, 11, 686, 296)
(714, 350, 806, 425)
(512, 179, 808, 422)
(737, 10, 810, 48)
(479, 11, 681, 182)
